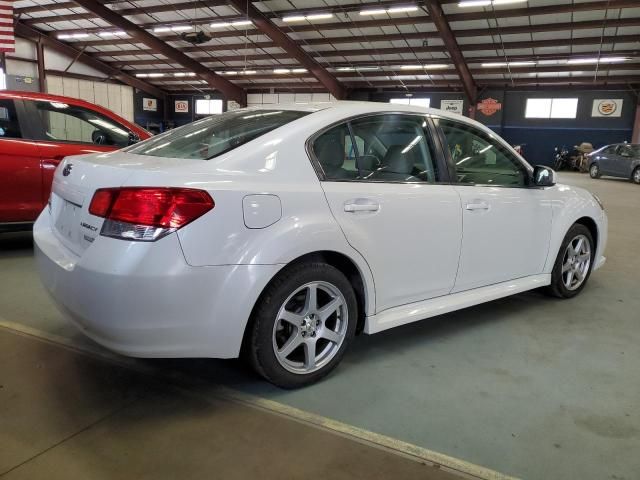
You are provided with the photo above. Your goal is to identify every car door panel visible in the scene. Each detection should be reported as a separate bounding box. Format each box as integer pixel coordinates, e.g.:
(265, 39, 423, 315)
(323, 182, 462, 312)
(434, 117, 553, 292)
(312, 113, 462, 313)
(452, 185, 552, 291)
(0, 99, 43, 223)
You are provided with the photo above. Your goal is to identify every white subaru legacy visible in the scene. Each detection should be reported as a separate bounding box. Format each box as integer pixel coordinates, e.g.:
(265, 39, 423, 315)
(34, 101, 607, 388)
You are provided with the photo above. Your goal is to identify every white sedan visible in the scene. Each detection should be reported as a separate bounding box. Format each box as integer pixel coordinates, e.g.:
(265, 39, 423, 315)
(34, 102, 607, 388)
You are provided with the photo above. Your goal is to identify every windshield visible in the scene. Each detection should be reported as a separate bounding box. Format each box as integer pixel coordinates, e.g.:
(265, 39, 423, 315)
(126, 109, 310, 160)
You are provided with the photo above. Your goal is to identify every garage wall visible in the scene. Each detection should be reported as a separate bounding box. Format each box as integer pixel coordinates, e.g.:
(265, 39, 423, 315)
(247, 92, 337, 106)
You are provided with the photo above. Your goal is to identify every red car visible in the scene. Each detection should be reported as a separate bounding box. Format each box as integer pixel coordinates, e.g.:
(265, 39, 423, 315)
(0, 90, 150, 231)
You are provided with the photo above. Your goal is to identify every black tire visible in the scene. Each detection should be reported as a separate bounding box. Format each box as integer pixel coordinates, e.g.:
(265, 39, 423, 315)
(589, 163, 601, 179)
(545, 224, 594, 299)
(632, 167, 640, 185)
(247, 261, 357, 388)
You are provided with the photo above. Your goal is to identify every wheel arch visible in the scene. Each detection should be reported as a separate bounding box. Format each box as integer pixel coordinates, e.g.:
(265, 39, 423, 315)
(575, 216, 599, 252)
(241, 250, 374, 356)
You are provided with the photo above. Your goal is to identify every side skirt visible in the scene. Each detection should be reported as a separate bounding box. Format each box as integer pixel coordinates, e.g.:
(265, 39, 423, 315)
(364, 274, 551, 334)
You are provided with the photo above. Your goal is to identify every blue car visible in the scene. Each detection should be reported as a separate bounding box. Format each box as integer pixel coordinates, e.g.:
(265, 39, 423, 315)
(588, 143, 640, 184)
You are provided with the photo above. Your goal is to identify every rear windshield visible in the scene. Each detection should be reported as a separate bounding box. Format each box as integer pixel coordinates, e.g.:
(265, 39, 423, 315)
(126, 109, 310, 160)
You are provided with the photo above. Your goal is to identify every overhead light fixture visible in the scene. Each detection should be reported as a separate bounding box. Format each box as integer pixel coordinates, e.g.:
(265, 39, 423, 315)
(458, 0, 526, 5)
(210, 20, 253, 28)
(336, 66, 381, 72)
(282, 13, 333, 22)
(153, 25, 192, 33)
(400, 65, 423, 70)
(359, 9, 387, 15)
(400, 64, 449, 70)
(481, 61, 536, 67)
(135, 73, 165, 78)
(360, 5, 418, 15)
(387, 6, 419, 13)
(240, 70, 257, 74)
(273, 68, 291, 74)
(291, 68, 307, 73)
(173, 72, 196, 77)
(567, 57, 628, 64)
(98, 31, 126, 37)
(57, 33, 90, 39)
(458, 1, 491, 6)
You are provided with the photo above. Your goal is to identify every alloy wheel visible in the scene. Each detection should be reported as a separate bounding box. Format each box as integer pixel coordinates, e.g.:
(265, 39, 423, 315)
(633, 169, 640, 184)
(272, 281, 348, 374)
(590, 164, 599, 178)
(561, 234, 591, 291)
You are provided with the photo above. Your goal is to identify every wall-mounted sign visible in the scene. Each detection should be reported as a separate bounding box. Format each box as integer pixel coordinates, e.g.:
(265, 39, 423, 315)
(440, 99, 464, 115)
(175, 100, 189, 113)
(476, 98, 502, 116)
(143, 98, 157, 112)
(592, 99, 623, 117)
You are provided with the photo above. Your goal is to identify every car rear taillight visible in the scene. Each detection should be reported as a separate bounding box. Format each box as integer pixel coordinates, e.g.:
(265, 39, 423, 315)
(88, 187, 214, 241)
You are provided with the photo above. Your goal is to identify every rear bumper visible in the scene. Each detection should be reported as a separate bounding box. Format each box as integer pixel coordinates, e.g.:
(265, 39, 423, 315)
(34, 210, 281, 358)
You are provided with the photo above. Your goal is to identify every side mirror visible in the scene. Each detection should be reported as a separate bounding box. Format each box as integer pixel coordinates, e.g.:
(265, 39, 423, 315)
(533, 165, 556, 187)
(128, 132, 141, 145)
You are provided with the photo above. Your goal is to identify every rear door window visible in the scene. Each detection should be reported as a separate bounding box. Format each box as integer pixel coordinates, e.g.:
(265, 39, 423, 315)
(0, 99, 22, 139)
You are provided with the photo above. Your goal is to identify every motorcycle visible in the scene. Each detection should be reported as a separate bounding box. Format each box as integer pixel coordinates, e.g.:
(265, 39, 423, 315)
(554, 146, 570, 171)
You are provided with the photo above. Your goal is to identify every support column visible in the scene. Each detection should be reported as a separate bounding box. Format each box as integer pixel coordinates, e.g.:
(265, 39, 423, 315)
(632, 98, 640, 144)
(36, 40, 46, 92)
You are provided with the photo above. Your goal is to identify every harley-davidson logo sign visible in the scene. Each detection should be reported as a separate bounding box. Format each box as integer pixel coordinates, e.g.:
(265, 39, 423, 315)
(477, 98, 502, 116)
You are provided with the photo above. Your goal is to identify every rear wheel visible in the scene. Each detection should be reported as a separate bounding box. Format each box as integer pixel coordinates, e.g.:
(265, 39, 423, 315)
(546, 224, 594, 298)
(589, 163, 601, 179)
(632, 167, 640, 184)
(247, 262, 357, 388)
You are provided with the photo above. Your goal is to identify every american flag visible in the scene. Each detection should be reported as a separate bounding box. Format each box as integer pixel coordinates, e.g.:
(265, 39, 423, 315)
(0, 0, 14, 53)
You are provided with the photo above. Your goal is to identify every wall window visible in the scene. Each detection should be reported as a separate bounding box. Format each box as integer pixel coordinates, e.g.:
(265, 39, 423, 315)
(196, 99, 223, 115)
(313, 114, 438, 183)
(389, 98, 430, 108)
(437, 119, 528, 187)
(525, 98, 578, 119)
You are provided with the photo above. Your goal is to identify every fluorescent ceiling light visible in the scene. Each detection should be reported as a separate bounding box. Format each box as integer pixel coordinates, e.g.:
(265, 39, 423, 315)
(482, 61, 536, 67)
(57, 33, 89, 39)
(400, 65, 423, 70)
(337, 66, 381, 71)
(305, 13, 333, 20)
(273, 68, 291, 74)
(360, 5, 418, 15)
(241, 70, 257, 74)
(224, 71, 237, 75)
(154, 25, 192, 33)
(173, 72, 196, 77)
(136, 73, 165, 78)
(387, 6, 419, 13)
(424, 64, 449, 69)
(232, 20, 253, 26)
(359, 9, 387, 15)
(492, 0, 527, 4)
(458, 1, 491, 7)
(210, 22, 232, 27)
(567, 57, 628, 64)
(283, 13, 333, 22)
(98, 31, 125, 37)
(292, 68, 308, 73)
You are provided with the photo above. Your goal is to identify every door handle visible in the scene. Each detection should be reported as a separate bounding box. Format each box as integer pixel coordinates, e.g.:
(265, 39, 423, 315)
(465, 202, 490, 211)
(344, 200, 380, 213)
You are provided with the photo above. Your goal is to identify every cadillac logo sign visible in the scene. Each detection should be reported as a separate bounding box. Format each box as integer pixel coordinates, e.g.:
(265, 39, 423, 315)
(476, 98, 502, 116)
(62, 163, 73, 176)
(597, 100, 617, 116)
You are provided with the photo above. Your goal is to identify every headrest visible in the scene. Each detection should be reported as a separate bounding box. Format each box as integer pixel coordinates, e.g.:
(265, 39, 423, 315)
(315, 134, 344, 168)
(383, 145, 414, 174)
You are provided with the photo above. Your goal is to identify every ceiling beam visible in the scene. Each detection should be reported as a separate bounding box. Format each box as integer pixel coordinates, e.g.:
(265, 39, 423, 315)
(68, 0, 246, 105)
(424, 0, 476, 105)
(14, 21, 167, 99)
(225, 0, 347, 99)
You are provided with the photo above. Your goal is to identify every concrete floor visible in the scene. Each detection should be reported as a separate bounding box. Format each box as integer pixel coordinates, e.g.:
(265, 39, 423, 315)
(1, 172, 639, 479)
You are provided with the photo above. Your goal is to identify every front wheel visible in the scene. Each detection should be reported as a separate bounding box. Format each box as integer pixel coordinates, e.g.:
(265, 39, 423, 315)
(589, 163, 601, 179)
(247, 262, 357, 388)
(546, 224, 594, 298)
(632, 167, 640, 184)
